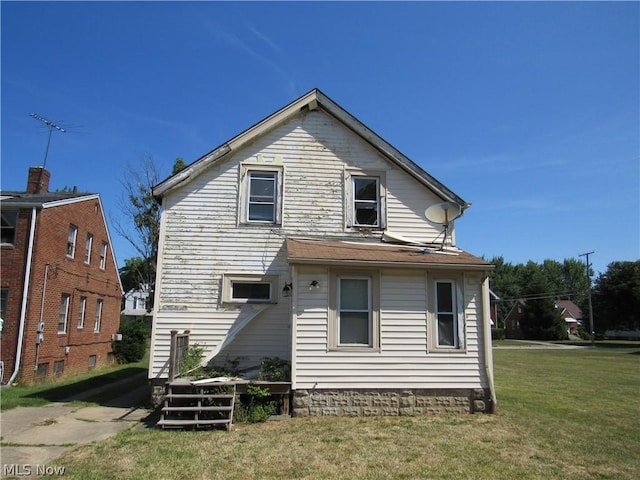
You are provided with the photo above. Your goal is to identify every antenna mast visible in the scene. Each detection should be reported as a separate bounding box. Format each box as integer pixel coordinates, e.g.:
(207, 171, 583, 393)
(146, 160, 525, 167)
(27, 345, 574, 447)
(30, 113, 67, 170)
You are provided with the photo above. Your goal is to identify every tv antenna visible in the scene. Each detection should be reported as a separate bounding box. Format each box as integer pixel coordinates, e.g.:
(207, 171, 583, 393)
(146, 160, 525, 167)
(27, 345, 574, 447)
(30, 113, 67, 170)
(425, 202, 462, 250)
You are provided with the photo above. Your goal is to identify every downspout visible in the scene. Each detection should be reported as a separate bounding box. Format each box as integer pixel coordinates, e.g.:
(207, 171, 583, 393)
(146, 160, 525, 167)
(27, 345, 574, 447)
(33, 264, 49, 371)
(7, 207, 38, 385)
(482, 274, 497, 412)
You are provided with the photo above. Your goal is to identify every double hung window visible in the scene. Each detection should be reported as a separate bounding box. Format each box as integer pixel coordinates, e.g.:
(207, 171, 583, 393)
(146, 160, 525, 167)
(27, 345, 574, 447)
(346, 170, 386, 229)
(329, 270, 380, 350)
(248, 171, 277, 222)
(94, 299, 103, 332)
(67, 225, 78, 258)
(431, 278, 465, 350)
(58, 294, 70, 333)
(84, 234, 93, 264)
(1, 210, 18, 244)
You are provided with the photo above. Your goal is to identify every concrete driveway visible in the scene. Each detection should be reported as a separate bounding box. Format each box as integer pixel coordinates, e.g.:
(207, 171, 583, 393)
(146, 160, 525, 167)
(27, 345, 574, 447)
(0, 374, 154, 478)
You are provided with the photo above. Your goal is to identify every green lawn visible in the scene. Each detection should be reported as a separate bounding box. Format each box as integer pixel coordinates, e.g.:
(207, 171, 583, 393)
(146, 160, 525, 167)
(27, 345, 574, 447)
(42, 347, 640, 480)
(0, 356, 148, 411)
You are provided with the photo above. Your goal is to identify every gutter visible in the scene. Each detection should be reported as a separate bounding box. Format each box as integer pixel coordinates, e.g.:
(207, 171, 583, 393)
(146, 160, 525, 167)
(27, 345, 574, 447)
(7, 207, 37, 385)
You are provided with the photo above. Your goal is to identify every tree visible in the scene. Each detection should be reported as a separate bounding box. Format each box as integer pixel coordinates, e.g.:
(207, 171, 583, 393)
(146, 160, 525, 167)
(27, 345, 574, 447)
(112, 155, 161, 302)
(112, 318, 149, 363)
(172, 157, 187, 175)
(520, 276, 568, 340)
(592, 261, 640, 332)
(119, 256, 153, 293)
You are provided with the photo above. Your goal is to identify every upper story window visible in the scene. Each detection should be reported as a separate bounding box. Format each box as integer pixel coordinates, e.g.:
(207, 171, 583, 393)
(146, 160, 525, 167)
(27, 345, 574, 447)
(58, 293, 70, 333)
(345, 170, 386, 229)
(222, 274, 278, 304)
(84, 234, 93, 264)
(67, 225, 78, 258)
(77, 296, 87, 329)
(1, 210, 18, 244)
(328, 269, 380, 350)
(239, 164, 283, 226)
(99, 241, 107, 269)
(94, 299, 103, 332)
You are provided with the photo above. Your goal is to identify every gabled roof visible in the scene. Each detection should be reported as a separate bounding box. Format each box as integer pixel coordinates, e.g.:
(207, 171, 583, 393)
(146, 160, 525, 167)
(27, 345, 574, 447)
(286, 237, 491, 270)
(153, 88, 468, 208)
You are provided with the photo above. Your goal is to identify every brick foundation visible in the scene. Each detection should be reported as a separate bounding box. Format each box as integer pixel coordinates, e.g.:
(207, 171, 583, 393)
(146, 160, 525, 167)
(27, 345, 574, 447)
(292, 388, 490, 416)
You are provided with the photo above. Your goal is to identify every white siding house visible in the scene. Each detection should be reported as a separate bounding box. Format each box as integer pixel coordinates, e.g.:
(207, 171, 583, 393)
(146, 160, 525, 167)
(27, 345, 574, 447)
(150, 89, 496, 415)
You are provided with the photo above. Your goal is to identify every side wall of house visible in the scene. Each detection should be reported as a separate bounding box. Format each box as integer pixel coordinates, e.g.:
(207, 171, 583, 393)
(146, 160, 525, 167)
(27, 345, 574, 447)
(150, 109, 449, 379)
(18, 199, 122, 383)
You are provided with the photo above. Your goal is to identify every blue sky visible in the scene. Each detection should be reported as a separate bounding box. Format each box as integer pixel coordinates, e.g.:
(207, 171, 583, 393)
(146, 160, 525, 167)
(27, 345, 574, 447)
(2, 1, 638, 276)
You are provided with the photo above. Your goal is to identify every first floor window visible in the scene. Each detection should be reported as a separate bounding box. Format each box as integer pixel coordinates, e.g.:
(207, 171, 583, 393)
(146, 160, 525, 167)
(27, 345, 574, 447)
(1, 288, 8, 321)
(54, 360, 64, 376)
(433, 279, 464, 349)
(222, 274, 278, 304)
(329, 269, 380, 350)
(58, 294, 70, 333)
(338, 277, 371, 345)
(88, 355, 97, 368)
(77, 296, 87, 328)
(67, 225, 78, 258)
(94, 299, 103, 332)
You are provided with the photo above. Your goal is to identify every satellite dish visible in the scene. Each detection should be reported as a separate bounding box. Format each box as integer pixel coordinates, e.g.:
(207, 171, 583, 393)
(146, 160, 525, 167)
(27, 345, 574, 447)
(425, 202, 462, 225)
(424, 202, 462, 250)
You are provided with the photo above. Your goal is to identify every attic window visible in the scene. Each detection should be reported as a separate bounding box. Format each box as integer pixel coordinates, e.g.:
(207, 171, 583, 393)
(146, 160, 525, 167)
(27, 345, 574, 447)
(239, 164, 283, 226)
(1, 210, 18, 244)
(345, 170, 386, 229)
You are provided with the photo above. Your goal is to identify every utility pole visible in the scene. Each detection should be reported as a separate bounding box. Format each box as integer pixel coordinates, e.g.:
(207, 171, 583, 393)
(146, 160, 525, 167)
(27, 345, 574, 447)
(579, 251, 595, 346)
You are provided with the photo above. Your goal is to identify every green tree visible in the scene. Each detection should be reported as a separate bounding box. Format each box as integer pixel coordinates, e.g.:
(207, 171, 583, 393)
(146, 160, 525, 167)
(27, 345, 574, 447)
(520, 277, 568, 340)
(112, 318, 149, 363)
(119, 256, 152, 294)
(592, 261, 640, 332)
(172, 157, 187, 175)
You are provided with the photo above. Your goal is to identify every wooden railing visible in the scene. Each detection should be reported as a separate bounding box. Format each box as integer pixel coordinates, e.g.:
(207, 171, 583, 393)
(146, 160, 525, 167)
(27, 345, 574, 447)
(168, 329, 190, 382)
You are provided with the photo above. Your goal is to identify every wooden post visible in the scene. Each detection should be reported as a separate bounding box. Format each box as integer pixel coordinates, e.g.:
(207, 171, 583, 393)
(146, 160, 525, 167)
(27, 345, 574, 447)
(168, 330, 178, 382)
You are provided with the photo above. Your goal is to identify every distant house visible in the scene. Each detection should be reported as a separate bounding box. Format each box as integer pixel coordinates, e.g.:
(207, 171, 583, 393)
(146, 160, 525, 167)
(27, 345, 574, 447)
(0, 167, 123, 384)
(505, 298, 583, 339)
(149, 89, 496, 415)
(121, 285, 152, 320)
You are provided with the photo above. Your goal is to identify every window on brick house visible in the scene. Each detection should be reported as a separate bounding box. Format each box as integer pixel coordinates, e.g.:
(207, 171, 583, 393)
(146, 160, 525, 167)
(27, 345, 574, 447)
(88, 355, 97, 368)
(77, 296, 87, 329)
(84, 233, 93, 264)
(94, 299, 103, 332)
(58, 294, 70, 333)
(99, 241, 107, 269)
(1, 210, 18, 244)
(1, 288, 8, 321)
(67, 225, 78, 258)
(54, 360, 64, 376)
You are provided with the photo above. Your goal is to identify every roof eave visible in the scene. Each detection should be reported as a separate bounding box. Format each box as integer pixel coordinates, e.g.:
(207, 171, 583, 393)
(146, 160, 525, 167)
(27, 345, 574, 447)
(287, 257, 493, 270)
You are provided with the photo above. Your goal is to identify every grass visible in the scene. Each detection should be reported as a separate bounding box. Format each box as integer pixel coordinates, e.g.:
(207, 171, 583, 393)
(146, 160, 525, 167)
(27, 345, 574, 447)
(38, 346, 639, 480)
(0, 354, 148, 411)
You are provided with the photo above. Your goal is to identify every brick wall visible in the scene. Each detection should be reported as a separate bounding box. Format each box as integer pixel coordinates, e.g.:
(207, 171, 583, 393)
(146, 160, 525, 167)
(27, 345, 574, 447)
(1, 197, 122, 384)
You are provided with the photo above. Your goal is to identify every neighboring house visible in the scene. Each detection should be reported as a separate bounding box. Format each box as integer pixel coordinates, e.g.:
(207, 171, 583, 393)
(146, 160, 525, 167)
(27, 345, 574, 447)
(0, 167, 123, 384)
(121, 285, 152, 320)
(505, 298, 583, 338)
(149, 89, 496, 415)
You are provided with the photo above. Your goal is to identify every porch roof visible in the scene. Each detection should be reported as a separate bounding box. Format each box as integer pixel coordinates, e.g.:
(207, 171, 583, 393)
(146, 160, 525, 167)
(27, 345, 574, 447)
(286, 238, 492, 270)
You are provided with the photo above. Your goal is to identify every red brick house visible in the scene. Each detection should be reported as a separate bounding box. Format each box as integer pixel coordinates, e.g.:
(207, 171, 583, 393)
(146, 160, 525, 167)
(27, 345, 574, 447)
(1, 167, 123, 384)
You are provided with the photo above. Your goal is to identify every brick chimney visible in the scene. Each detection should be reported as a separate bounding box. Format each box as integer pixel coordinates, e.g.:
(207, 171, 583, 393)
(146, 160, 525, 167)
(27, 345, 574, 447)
(27, 167, 51, 194)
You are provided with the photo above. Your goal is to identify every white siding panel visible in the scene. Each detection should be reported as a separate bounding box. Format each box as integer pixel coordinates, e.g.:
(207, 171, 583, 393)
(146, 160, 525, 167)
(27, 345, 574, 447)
(152, 108, 485, 384)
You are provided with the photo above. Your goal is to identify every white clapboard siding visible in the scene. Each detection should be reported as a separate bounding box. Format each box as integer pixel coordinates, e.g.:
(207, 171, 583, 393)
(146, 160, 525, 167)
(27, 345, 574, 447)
(151, 108, 471, 379)
(292, 267, 486, 390)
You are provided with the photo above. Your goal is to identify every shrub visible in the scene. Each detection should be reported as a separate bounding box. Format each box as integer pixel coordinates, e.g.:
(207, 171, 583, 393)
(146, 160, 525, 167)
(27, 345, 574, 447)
(234, 383, 277, 423)
(491, 328, 505, 340)
(258, 357, 290, 381)
(112, 318, 149, 363)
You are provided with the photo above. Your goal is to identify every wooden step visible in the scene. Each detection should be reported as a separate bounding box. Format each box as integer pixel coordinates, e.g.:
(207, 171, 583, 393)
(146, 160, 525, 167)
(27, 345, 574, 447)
(161, 406, 233, 412)
(158, 419, 231, 428)
(165, 393, 235, 400)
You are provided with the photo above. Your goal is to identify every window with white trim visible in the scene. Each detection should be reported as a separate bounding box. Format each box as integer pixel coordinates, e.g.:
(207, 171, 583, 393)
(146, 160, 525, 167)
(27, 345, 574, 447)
(84, 233, 93, 264)
(429, 277, 465, 351)
(345, 170, 386, 229)
(239, 165, 283, 225)
(99, 241, 107, 269)
(67, 225, 78, 258)
(1, 210, 18, 244)
(58, 294, 70, 333)
(94, 299, 103, 332)
(329, 270, 380, 350)
(222, 274, 278, 304)
(77, 296, 87, 329)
